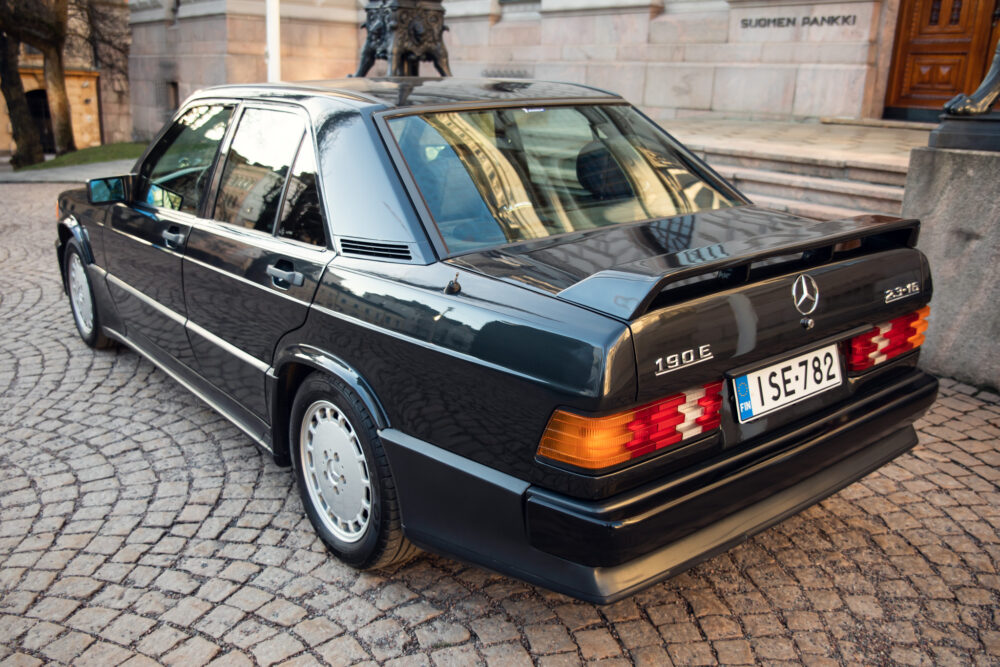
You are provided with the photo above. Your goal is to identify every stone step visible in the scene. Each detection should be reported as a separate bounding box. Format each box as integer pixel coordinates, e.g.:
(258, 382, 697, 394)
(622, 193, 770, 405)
(691, 144, 909, 187)
(713, 165, 903, 216)
(746, 194, 876, 222)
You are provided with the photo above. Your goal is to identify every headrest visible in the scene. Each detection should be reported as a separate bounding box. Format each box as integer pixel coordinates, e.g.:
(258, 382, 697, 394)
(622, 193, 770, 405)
(576, 140, 634, 201)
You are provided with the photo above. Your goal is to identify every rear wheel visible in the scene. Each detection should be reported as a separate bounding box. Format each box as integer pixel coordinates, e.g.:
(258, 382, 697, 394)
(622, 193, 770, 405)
(290, 372, 418, 568)
(64, 242, 114, 349)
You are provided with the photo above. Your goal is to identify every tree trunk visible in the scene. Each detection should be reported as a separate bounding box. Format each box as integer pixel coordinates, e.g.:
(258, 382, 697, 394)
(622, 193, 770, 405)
(40, 42, 75, 154)
(0, 33, 44, 168)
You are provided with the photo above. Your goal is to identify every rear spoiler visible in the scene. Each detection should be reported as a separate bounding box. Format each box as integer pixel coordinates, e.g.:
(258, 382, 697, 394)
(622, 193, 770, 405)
(556, 214, 921, 320)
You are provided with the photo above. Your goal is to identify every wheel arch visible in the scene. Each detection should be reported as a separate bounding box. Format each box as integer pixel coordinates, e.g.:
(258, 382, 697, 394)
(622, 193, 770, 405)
(56, 216, 94, 290)
(269, 345, 390, 467)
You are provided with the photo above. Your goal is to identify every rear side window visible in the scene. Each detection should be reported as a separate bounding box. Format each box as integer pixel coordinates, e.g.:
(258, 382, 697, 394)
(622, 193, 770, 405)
(276, 143, 326, 246)
(214, 108, 306, 233)
(140, 104, 234, 214)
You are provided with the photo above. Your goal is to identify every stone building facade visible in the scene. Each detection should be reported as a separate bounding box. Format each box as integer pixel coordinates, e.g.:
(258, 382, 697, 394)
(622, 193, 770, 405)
(129, 0, 999, 137)
(443, 0, 998, 123)
(130, 0, 360, 139)
(443, 0, 895, 122)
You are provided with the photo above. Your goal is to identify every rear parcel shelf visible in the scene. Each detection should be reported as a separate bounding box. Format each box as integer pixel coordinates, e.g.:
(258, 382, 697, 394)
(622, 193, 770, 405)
(555, 214, 921, 321)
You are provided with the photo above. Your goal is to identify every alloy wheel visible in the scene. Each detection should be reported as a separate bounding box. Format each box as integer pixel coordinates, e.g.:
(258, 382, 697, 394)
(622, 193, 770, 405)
(67, 252, 94, 336)
(299, 399, 372, 543)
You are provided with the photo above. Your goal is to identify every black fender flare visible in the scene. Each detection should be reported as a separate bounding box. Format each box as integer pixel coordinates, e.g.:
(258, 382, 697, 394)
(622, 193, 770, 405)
(56, 215, 95, 289)
(268, 344, 390, 464)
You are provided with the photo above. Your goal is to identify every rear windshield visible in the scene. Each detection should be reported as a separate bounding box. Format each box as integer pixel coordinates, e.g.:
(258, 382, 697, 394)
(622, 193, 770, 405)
(387, 104, 739, 254)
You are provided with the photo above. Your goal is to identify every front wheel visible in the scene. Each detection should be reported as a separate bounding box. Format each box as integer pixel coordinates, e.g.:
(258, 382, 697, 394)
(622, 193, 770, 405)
(64, 242, 114, 349)
(290, 373, 418, 569)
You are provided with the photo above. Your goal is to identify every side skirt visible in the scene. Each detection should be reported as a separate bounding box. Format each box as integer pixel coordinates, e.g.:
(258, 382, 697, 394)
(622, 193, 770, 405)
(104, 328, 274, 454)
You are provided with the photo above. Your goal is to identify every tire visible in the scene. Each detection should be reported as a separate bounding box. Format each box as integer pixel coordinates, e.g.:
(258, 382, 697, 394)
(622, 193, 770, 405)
(290, 372, 418, 569)
(64, 241, 114, 349)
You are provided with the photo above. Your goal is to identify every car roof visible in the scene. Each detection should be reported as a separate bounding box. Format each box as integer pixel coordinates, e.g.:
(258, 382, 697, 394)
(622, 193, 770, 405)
(188, 77, 622, 110)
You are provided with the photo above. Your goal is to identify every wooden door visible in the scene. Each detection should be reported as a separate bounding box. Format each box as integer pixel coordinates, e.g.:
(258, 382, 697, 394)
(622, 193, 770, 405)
(990, 2, 1000, 59)
(885, 0, 998, 116)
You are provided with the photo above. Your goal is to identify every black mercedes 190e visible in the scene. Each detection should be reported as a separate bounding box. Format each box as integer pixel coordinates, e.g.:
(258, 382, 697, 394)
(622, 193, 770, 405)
(56, 78, 937, 603)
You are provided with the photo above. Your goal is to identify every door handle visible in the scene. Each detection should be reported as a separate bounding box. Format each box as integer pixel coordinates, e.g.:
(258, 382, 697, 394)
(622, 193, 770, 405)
(266, 263, 305, 287)
(161, 228, 185, 249)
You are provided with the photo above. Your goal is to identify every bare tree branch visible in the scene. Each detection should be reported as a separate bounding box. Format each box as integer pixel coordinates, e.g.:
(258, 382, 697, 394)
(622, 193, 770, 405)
(68, 0, 129, 83)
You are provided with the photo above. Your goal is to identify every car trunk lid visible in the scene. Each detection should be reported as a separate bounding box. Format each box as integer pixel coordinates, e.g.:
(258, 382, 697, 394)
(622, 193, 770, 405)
(450, 205, 930, 410)
(447, 205, 920, 321)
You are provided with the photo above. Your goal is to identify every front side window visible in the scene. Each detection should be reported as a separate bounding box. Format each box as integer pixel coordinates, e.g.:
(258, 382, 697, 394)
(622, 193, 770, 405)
(388, 105, 739, 254)
(140, 104, 234, 215)
(214, 108, 306, 234)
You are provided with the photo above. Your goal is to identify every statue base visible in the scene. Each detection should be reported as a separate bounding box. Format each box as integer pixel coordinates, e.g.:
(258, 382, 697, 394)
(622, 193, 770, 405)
(928, 112, 1000, 152)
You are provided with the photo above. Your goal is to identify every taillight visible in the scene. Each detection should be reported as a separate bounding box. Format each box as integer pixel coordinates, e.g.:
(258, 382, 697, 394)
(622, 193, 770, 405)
(847, 306, 929, 372)
(537, 381, 724, 470)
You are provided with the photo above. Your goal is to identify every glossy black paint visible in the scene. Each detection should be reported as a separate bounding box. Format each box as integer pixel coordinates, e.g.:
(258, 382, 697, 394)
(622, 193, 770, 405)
(526, 365, 937, 567)
(273, 255, 636, 479)
(56, 78, 940, 603)
(449, 207, 920, 320)
(312, 99, 436, 260)
(104, 202, 196, 366)
(56, 190, 123, 335)
(183, 225, 329, 418)
(299, 77, 619, 108)
(380, 379, 932, 603)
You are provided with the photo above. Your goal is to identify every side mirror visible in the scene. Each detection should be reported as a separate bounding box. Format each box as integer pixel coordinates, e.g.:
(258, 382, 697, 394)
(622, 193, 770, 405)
(87, 175, 133, 205)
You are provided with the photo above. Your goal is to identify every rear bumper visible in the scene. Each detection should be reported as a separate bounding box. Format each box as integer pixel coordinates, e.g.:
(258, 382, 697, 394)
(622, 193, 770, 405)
(381, 369, 937, 604)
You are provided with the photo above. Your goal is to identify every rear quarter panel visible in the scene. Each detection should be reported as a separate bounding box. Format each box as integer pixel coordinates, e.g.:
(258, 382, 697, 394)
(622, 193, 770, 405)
(280, 256, 635, 483)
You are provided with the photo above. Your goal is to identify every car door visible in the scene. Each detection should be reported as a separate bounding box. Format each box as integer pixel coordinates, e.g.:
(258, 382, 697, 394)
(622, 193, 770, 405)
(104, 103, 236, 365)
(183, 104, 332, 419)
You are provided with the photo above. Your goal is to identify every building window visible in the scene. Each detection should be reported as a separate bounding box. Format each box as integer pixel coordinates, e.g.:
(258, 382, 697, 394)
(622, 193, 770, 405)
(167, 82, 179, 112)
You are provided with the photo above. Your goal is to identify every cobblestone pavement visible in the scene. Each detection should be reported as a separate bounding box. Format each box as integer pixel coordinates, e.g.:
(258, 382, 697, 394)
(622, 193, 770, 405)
(2, 183, 1000, 666)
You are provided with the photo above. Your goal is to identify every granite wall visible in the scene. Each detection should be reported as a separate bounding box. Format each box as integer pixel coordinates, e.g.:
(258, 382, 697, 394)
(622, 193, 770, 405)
(902, 147, 1000, 392)
(442, 0, 899, 122)
(129, 0, 359, 140)
(128, 0, 902, 139)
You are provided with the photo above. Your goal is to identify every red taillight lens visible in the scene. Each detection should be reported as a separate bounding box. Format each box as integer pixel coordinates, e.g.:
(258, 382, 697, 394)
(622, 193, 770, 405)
(847, 306, 929, 372)
(847, 329, 879, 371)
(537, 380, 724, 470)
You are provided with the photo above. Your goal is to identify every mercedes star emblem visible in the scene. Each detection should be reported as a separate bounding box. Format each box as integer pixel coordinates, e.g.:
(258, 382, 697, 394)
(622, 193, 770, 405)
(792, 274, 819, 315)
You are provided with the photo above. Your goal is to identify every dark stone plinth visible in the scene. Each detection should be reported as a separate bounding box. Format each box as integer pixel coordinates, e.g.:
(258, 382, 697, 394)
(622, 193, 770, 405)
(928, 112, 1000, 151)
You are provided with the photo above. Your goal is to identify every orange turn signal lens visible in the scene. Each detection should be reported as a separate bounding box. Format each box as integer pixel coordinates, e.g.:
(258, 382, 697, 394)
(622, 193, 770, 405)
(907, 305, 929, 348)
(537, 381, 723, 470)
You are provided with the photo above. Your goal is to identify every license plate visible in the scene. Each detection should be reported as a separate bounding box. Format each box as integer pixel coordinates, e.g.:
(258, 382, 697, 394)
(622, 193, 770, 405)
(732, 344, 843, 423)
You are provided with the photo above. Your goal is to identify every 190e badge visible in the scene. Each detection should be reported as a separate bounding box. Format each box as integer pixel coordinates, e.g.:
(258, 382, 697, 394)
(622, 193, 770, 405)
(655, 344, 713, 376)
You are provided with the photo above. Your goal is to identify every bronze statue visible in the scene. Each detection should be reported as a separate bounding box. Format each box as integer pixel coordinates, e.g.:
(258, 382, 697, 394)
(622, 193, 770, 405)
(944, 42, 1000, 115)
(353, 0, 452, 78)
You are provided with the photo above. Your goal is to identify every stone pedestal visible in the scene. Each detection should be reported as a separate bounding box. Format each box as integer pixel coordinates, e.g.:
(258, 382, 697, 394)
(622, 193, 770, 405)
(902, 147, 1000, 391)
